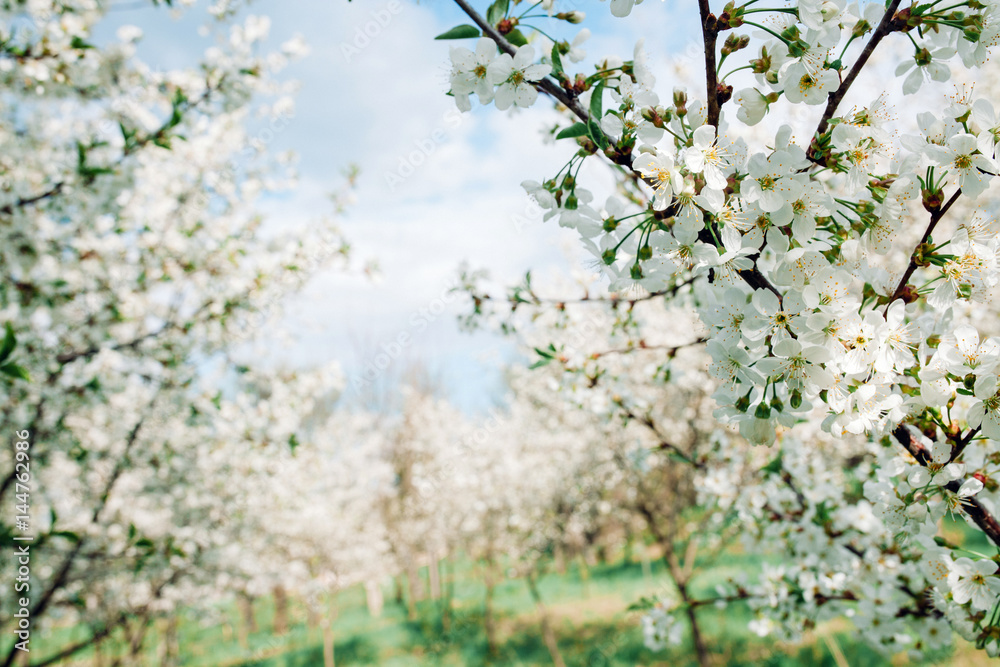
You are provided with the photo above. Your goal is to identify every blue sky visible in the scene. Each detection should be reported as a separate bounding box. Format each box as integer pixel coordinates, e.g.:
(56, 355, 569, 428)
(94, 0, 696, 412)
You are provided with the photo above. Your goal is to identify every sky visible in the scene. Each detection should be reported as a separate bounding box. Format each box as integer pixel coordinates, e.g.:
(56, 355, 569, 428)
(89, 0, 699, 412)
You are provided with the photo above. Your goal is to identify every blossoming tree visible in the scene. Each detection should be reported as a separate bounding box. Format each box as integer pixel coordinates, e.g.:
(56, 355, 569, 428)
(0, 2, 353, 664)
(438, 0, 1000, 659)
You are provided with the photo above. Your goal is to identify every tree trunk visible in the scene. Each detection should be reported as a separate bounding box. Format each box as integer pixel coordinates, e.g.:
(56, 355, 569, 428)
(440, 557, 454, 634)
(402, 569, 418, 621)
(322, 623, 335, 667)
(159, 615, 179, 667)
(394, 575, 405, 605)
(525, 572, 567, 667)
(638, 499, 711, 667)
(407, 563, 425, 602)
(365, 580, 384, 618)
(428, 553, 441, 600)
(272, 585, 289, 636)
(676, 579, 710, 667)
(577, 554, 591, 599)
(483, 563, 498, 657)
(322, 594, 338, 667)
(239, 593, 257, 635)
(94, 639, 105, 667)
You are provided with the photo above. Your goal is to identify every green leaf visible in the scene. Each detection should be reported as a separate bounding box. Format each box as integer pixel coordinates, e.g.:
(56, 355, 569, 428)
(587, 117, 608, 149)
(0, 323, 15, 363)
(50, 530, 80, 543)
(289, 433, 300, 453)
(555, 123, 588, 140)
(70, 36, 94, 50)
(590, 80, 605, 120)
(761, 451, 784, 475)
(533, 347, 555, 360)
(486, 0, 509, 25)
(550, 44, 564, 76)
(0, 363, 29, 381)
(627, 596, 656, 611)
(506, 29, 528, 47)
(434, 25, 481, 40)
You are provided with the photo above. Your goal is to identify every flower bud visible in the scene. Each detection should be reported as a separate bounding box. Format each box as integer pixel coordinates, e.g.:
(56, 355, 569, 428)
(789, 389, 802, 410)
(555, 11, 585, 23)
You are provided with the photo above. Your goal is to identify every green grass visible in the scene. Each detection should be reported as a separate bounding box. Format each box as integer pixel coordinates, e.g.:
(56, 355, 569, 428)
(33, 548, 976, 666)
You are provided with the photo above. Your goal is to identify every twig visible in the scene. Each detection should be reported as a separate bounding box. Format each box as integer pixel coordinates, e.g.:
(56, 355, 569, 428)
(885, 188, 962, 309)
(814, 0, 903, 139)
(892, 424, 1000, 548)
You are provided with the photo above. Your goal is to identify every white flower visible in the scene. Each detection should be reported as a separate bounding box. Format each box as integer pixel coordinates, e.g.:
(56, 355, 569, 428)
(948, 558, 1000, 611)
(925, 133, 997, 199)
(895, 47, 955, 95)
(683, 125, 730, 190)
(487, 45, 551, 111)
(968, 374, 1000, 440)
(633, 151, 682, 211)
(450, 37, 499, 111)
(778, 62, 839, 105)
(735, 88, 768, 125)
(742, 151, 801, 214)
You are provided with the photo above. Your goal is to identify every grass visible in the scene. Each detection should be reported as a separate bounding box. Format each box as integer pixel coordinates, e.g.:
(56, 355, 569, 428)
(31, 542, 987, 666)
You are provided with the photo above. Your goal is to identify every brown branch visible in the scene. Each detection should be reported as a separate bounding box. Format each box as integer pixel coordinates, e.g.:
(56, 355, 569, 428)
(813, 1, 903, 139)
(698, 0, 721, 128)
(617, 403, 703, 468)
(0, 184, 64, 217)
(589, 337, 708, 361)
(451, 0, 591, 124)
(450, 0, 785, 303)
(885, 188, 962, 309)
(892, 424, 1000, 548)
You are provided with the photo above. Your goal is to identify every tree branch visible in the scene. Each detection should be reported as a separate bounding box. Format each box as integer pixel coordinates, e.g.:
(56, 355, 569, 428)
(813, 0, 903, 139)
(885, 188, 962, 309)
(698, 0, 721, 128)
(892, 424, 1000, 548)
(449, 0, 784, 301)
(451, 0, 591, 124)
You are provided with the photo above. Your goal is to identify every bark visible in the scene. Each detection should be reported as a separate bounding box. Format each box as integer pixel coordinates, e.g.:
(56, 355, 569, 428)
(238, 592, 257, 646)
(365, 580, 384, 618)
(428, 553, 441, 600)
(272, 585, 289, 635)
(402, 569, 418, 621)
(525, 572, 567, 667)
(159, 615, 179, 667)
(322, 597, 337, 667)
(394, 574, 405, 604)
(578, 554, 591, 599)
(483, 557, 499, 657)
